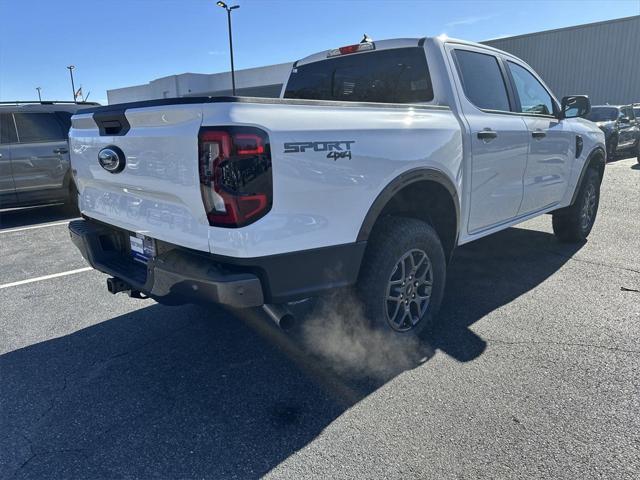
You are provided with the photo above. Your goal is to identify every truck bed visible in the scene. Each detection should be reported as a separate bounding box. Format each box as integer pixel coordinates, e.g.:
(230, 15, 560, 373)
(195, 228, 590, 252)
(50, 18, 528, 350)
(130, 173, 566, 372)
(70, 96, 462, 257)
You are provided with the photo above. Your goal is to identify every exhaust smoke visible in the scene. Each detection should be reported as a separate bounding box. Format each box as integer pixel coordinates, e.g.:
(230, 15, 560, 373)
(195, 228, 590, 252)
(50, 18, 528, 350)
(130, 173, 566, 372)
(299, 292, 434, 381)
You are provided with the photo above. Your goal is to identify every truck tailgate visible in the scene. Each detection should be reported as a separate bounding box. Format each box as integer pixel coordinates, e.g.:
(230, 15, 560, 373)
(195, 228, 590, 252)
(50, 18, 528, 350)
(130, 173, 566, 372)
(70, 105, 209, 252)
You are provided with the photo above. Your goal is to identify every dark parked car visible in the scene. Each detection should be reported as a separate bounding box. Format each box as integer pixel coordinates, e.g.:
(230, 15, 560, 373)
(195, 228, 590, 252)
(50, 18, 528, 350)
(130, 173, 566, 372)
(585, 105, 640, 162)
(0, 101, 99, 210)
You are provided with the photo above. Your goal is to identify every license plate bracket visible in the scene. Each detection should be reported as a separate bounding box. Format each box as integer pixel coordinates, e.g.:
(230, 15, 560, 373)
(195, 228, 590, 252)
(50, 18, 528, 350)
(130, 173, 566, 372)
(130, 233, 156, 264)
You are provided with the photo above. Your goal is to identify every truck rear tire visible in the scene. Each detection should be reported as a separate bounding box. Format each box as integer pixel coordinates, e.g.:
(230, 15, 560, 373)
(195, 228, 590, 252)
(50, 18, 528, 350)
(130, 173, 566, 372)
(552, 168, 600, 243)
(357, 216, 446, 337)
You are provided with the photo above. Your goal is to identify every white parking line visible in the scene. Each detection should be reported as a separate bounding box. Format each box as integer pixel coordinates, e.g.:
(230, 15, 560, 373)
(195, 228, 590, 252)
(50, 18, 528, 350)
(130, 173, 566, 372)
(0, 219, 79, 234)
(0, 267, 93, 290)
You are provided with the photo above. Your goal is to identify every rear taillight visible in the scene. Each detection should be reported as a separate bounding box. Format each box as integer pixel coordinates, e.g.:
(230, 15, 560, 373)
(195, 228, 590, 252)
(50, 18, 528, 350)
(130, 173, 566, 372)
(198, 127, 272, 228)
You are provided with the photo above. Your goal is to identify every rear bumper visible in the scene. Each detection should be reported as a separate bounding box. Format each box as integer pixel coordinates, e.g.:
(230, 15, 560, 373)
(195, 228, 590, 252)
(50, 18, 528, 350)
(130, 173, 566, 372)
(69, 218, 366, 307)
(69, 219, 264, 308)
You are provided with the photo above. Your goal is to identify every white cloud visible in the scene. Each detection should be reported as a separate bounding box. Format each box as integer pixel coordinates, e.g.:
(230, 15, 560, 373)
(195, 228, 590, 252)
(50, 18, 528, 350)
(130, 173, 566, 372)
(445, 15, 496, 28)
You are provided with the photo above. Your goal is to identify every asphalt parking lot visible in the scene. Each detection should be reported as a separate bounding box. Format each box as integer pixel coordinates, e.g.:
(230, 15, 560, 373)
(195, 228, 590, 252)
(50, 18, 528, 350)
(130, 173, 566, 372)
(1, 157, 639, 479)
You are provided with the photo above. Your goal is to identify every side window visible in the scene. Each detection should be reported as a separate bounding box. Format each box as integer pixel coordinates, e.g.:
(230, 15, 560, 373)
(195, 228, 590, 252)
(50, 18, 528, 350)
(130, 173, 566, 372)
(621, 106, 634, 122)
(454, 49, 511, 112)
(0, 114, 18, 144)
(507, 62, 554, 116)
(13, 113, 65, 143)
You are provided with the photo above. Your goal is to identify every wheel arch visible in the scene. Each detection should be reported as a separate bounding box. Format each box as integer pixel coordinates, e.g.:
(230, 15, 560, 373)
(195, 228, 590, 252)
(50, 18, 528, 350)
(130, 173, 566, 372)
(357, 168, 460, 261)
(571, 146, 605, 205)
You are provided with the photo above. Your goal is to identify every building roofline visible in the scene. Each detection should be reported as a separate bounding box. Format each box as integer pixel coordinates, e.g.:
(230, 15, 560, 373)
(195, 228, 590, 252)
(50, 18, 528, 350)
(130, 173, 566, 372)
(483, 15, 639, 42)
(160, 62, 294, 82)
(108, 62, 295, 94)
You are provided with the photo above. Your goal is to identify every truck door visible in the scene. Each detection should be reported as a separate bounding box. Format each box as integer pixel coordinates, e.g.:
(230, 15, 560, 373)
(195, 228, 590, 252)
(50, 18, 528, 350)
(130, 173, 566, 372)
(449, 46, 529, 233)
(10, 112, 69, 205)
(505, 60, 573, 215)
(0, 113, 17, 207)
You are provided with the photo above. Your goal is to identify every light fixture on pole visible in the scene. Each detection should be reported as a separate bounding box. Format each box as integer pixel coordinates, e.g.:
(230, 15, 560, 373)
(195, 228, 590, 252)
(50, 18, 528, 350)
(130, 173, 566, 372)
(66, 65, 76, 103)
(215, 1, 240, 96)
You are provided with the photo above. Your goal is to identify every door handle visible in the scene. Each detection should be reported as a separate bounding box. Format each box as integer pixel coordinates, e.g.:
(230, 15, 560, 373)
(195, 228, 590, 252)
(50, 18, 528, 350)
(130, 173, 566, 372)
(477, 129, 498, 141)
(53, 147, 68, 154)
(532, 130, 546, 139)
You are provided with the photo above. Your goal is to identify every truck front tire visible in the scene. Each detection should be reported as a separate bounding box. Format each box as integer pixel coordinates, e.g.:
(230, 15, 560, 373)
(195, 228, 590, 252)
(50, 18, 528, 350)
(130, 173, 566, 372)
(552, 168, 600, 243)
(357, 216, 446, 337)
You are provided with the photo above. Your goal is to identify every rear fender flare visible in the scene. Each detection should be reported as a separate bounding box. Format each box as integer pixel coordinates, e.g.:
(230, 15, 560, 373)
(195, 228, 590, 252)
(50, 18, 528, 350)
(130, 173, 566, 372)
(356, 168, 460, 242)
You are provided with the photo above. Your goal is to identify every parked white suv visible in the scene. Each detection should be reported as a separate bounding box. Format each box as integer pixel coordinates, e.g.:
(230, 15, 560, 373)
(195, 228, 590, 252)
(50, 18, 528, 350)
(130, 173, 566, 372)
(68, 36, 605, 336)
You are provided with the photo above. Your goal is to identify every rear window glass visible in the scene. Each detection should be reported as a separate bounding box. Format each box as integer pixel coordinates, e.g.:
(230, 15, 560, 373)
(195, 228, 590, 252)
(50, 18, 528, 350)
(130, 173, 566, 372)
(585, 107, 618, 122)
(284, 47, 434, 103)
(13, 112, 65, 143)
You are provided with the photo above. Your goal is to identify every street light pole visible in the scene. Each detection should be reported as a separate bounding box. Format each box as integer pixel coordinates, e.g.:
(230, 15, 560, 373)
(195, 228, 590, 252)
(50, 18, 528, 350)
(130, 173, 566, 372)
(216, 2, 239, 96)
(226, 7, 236, 95)
(36, 87, 42, 102)
(67, 65, 76, 102)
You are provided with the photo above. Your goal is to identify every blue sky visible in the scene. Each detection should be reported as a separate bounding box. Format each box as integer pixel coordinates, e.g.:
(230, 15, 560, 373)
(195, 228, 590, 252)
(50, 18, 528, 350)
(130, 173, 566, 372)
(1, 0, 638, 104)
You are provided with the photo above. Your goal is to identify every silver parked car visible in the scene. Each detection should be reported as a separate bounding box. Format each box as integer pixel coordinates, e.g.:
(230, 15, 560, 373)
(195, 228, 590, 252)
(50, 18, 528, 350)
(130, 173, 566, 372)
(0, 101, 99, 210)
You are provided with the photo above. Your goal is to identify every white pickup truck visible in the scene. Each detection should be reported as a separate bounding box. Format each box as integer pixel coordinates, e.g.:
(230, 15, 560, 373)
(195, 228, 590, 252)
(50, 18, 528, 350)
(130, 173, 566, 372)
(68, 36, 605, 336)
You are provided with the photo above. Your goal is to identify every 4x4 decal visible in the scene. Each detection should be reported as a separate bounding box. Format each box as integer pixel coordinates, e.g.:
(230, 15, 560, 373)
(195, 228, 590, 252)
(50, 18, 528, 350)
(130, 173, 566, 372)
(284, 141, 355, 160)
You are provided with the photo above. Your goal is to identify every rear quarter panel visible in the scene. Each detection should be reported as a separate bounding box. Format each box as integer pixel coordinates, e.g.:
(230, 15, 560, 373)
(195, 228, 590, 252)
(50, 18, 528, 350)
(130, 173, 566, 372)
(202, 102, 463, 257)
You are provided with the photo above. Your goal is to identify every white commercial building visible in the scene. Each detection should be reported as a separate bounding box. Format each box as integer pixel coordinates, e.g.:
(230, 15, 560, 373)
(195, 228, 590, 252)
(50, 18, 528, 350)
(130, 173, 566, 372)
(107, 62, 293, 104)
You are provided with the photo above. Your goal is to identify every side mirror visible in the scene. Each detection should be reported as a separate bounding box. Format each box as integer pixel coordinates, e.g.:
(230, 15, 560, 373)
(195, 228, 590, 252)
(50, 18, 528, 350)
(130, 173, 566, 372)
(561, 95, 590, 119)
(619, 116, 630, 124)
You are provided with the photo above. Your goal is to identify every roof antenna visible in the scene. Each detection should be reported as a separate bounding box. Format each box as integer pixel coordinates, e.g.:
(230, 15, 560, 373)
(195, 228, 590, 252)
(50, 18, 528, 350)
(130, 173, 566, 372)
(361, 34, 373, 43)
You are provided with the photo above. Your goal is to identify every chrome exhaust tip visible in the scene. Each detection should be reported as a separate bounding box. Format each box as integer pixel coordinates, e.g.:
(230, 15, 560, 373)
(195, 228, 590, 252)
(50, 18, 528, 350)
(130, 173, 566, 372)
(262, 304, 295, 331)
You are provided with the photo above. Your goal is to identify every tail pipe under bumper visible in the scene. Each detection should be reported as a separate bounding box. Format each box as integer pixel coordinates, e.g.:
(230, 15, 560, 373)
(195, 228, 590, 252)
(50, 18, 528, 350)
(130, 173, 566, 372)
(262, 304, 296, 331)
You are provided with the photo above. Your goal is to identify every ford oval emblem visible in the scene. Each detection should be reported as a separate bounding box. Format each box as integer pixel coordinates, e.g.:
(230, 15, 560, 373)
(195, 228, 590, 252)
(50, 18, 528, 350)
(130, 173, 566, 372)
(98, 146, 126, 173)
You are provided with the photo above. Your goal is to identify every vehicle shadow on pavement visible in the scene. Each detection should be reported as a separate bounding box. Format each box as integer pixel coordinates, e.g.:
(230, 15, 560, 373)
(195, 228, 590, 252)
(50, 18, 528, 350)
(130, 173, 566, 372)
(283, 226, 583, 390)
(0, 204, 77, 230)
(0, 227, 582, 479)
(428, 227, 582, 363)
(1, 303, 347, 479)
